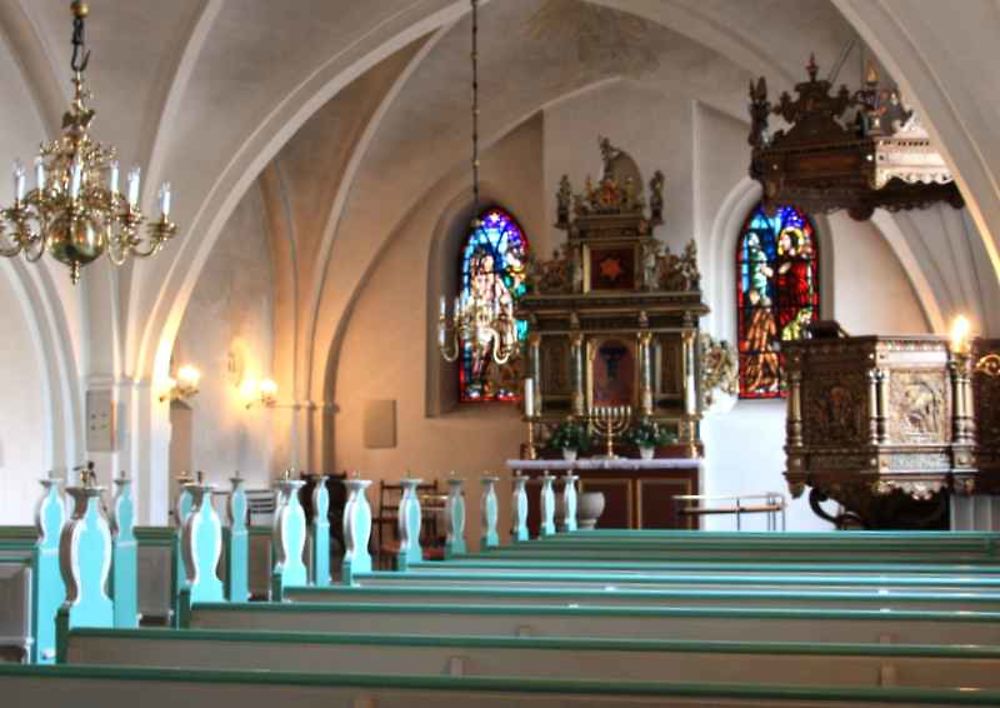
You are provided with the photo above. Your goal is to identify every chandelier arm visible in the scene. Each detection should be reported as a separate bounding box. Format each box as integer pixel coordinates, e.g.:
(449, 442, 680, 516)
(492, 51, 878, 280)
(129, 240, 161, 259)
(0, 228, 24, 258)
(23, 237, 46, 263)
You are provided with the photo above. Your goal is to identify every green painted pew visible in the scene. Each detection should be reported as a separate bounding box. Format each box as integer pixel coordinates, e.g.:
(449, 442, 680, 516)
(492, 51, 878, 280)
(2, 663, 999, 706)
(429, 556, 1000, 573)
(0, 554, 32, 661)
(469, 546, 1000, 564)
(407, 557, 1000, 582)
(284, 581, 1000, 612)
(64, 627, 1000, 690)
(188, 601, 1000, 645)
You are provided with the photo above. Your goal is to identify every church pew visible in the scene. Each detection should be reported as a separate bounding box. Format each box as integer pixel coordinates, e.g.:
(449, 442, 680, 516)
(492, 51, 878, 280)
(404, 560, 1000, 588)
(188, 601, 1000, 645)
(63, 627, 1000, 690)
(466, 538, 1000, 563)
(3, 664, 998, 707)
(283, 581, 1000, 612)
(0, 556, 32, 661)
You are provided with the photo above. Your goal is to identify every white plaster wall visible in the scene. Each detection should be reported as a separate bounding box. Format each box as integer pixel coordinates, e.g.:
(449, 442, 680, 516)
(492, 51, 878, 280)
(544, 80, 694, 255)
(0, 270, 47, 523)
(171, 183, 276, 490)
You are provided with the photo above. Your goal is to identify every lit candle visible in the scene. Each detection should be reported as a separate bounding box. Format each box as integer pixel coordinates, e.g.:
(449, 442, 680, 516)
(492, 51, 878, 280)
(950, 314, 972, 355)
(439, 295, 446, 318)
(438, 321, 446, 348)
(108, 160, 119, 195)
(34, 157, 45, 192)
(524, 377, 535, 418)
(158, 182, 171, 218)
(69, 158, 83, 199)
(127, 166, 141, 207)
(12, 160, 25, 202)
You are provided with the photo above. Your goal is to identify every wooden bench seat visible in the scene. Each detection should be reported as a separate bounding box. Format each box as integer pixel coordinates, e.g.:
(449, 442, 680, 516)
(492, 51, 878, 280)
(285, 580, 1000, 612)
(392, 561, 1000, 592)
(64, 627, 1000, 690)
(315, 576, 1000, 612)
(2, 663, 999, 707)
(188, 601, 1000, 645)
(0, 558, 32, 662)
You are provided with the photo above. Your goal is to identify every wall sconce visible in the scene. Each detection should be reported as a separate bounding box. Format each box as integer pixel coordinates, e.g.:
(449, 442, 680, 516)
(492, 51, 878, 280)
(242, 377, 278, 409)
(160, 364, 201, 403)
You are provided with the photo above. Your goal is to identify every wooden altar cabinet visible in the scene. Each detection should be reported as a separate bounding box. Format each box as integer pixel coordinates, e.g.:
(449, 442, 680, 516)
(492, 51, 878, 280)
(507, 458, 702, 532)
(518, 137, 709, 453)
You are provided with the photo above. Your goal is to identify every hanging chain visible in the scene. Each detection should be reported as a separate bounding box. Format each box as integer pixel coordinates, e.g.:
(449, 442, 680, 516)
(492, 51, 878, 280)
(470, 0, 480, 215)
(70, 2, 91, 73)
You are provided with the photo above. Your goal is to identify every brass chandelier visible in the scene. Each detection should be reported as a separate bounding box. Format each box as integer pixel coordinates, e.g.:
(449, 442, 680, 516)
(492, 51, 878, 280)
(436, 0, 519, 367)
(0, 2, 177, 285)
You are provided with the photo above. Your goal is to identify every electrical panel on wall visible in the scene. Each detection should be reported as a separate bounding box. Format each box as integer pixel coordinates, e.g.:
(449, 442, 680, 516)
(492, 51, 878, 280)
(85, 389, 117, 452)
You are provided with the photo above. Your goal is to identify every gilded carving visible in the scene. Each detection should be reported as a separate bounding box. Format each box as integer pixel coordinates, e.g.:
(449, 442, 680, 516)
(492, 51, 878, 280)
(801, 372, 868, 446)
(887, 369, 949, 444)
(699, 334, 738, 408)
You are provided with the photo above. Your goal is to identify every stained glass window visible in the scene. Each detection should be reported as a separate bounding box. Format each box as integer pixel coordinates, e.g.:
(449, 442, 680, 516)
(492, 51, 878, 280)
(459, 207, 529, 402)
(736, 203, 819, 398)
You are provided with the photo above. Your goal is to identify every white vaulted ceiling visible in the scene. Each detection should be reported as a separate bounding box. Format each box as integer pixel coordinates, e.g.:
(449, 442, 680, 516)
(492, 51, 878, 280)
(0, 0, 997, 475)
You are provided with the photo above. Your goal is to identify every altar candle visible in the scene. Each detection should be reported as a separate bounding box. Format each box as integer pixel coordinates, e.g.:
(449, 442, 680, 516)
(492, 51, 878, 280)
(34, 157, 45, 192)
(524, 377, 535, 417)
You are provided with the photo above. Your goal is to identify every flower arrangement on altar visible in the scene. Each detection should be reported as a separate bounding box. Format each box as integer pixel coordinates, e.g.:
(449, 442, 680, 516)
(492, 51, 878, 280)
(547, 419, 592, 459)
(625, 418, 676, 459)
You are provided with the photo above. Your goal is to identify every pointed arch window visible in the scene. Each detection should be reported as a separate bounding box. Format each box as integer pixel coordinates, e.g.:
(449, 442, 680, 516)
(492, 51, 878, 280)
(736, 203, 819, 398)
(459, 206, 529, 402)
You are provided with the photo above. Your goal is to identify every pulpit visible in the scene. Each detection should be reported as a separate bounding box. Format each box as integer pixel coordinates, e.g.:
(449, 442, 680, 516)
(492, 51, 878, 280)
(784, 331, 1000, 528)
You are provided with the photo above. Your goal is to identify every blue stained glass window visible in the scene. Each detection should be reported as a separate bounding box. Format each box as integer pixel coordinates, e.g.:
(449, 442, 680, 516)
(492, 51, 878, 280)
(736, 203, 819, 399)
(459, 207, 529, 402)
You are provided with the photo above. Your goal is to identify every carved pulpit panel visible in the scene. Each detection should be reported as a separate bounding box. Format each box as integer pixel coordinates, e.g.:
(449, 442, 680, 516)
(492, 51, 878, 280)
(887, 370, 951, 445)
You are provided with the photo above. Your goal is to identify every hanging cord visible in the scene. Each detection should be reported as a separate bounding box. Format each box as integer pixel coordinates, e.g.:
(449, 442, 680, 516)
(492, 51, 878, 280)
(470, 0, 480, 220)
(70, 2, 91, 73)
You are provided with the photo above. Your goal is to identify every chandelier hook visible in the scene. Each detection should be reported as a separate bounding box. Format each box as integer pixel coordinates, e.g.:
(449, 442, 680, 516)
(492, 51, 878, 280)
(70, 2, 91, 74)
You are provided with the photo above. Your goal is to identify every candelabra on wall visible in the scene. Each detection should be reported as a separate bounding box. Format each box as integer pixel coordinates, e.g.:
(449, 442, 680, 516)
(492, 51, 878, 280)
(0, 2, 178, 284)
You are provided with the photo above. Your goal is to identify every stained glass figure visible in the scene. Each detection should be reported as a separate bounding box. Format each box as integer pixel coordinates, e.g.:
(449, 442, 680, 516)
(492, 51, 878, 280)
(736, 203, 819, 398)
(459, 207, 529, 402)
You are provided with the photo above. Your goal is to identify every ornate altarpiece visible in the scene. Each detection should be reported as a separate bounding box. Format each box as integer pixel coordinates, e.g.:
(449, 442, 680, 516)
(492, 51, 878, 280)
(519, 138, 708, 455)
(784, 334, 1000, 528)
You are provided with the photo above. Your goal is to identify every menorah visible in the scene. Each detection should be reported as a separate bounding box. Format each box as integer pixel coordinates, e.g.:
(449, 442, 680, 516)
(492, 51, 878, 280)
(589, 405, 632, 459)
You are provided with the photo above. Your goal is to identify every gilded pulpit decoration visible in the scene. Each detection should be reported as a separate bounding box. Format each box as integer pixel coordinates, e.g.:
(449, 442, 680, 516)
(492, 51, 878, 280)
(785, 333, 983, 529)
(518, 137, 708, 459)
(699, 334, 737, 408)
(748, 55, 962, 221)
(974, 340, 1000, 491)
